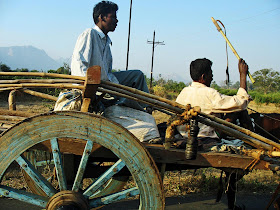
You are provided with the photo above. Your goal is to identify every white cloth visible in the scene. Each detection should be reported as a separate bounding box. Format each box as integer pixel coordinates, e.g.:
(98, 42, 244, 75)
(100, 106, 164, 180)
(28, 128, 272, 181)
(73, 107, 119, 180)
(176, 82, 250, 138)
(71, 25, 119, 83)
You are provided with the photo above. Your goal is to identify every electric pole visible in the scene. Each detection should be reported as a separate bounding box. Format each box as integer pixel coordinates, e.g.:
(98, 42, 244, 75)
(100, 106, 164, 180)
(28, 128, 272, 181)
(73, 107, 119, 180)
(147, 31, 165, 89)
(126, 0, 133, 70)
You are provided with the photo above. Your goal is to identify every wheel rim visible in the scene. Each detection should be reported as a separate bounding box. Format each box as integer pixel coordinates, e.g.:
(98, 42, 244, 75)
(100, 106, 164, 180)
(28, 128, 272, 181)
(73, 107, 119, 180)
(0, 111, 164, 209)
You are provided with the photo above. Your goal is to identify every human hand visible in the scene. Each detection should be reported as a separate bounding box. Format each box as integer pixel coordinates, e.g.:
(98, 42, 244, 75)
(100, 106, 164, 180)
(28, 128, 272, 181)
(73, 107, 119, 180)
(238, 59, 248, 76)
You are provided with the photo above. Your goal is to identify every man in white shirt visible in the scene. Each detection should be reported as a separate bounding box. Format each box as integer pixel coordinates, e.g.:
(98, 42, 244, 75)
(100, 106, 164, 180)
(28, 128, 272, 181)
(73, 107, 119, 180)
(176, 58, 253, 148)
(71, 1, 149, 111)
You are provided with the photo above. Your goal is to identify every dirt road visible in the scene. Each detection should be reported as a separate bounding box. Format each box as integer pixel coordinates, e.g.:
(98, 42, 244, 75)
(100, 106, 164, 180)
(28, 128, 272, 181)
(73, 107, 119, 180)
(0, 193, 273, 209)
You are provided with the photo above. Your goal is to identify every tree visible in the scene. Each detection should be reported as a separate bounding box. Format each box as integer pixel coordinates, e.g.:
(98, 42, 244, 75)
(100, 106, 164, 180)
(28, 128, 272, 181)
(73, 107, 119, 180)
(0, 63, 12, 72)
(252, 69, 280, 93)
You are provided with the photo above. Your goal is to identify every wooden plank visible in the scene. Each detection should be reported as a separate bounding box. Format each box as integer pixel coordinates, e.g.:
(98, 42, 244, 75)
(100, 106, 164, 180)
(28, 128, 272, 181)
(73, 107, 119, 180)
(143, 143, 268, 170)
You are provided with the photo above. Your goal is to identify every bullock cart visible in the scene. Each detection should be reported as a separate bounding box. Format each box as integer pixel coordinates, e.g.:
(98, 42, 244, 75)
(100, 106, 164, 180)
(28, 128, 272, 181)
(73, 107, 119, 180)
(0, 67, 280, 209)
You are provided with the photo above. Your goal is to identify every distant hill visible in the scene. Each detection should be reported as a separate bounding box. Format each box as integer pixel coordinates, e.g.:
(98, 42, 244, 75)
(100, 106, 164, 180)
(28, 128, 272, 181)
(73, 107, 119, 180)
(0, 46, 67, 71)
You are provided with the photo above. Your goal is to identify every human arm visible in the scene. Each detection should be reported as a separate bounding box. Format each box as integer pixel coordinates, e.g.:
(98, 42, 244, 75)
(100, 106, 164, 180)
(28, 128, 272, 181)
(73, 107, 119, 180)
(239, 58, 248, 91)
(71, 30, 93, 76)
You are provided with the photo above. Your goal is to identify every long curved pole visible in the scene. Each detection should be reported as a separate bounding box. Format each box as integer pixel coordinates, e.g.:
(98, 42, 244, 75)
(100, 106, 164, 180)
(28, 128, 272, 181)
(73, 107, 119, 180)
(211, 17, 255, 84)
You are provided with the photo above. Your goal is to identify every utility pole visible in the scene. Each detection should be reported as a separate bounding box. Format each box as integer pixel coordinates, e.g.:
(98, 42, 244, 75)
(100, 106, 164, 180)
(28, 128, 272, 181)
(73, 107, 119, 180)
(125, 0, 133, 70)
(147, 31, 165, 89)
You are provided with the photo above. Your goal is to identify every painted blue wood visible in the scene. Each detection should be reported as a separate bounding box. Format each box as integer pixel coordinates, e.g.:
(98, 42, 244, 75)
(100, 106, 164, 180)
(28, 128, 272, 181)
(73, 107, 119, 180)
(0, 185, 48, 207)
(89, 187, 139, 208)
(72, 140, 93, 192)
(51, 137, 67, 191)
(83, 159, 125, 197)
(16, 155, 56, 197)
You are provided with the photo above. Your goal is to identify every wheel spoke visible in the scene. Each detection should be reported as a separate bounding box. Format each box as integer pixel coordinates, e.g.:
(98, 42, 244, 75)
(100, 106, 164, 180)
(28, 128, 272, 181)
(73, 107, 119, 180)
(83, 159, 125, 197)
(16, 155, 56, 197)
(72, 140, 93, 192)
(89, 187, 139, 208)
(51, 138, 67, 191)
(0, 185, 48, 207)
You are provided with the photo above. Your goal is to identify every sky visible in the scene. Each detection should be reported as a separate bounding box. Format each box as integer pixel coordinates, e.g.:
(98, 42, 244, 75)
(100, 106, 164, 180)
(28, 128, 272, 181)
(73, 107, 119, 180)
(0, 0, 279, 84)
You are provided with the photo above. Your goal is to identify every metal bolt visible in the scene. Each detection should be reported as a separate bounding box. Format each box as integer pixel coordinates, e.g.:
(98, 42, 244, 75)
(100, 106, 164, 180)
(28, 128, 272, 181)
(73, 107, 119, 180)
(4, 191, 9, 196)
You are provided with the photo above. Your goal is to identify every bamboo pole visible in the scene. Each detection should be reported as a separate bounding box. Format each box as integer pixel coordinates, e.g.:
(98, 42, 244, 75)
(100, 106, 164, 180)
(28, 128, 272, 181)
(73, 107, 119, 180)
(100, 81, 280, 151)
(0, 115, 26, 122)
(20, 89, 58, 101)
(101, 80, 184, 110)
(0, 108, 35, 118)
(97, 87, 176, 114)
(197, 116, 272, 150)
(8, 90, 17, 111)
(0, 79, 83, 84)
(100, 84, 182, 113)
(0, 87, 22, 92)
(199, 112, 280, 151)
(211, 17, 255, 84)
(0, 83, 84, 90)
(0, 72, 85, 80)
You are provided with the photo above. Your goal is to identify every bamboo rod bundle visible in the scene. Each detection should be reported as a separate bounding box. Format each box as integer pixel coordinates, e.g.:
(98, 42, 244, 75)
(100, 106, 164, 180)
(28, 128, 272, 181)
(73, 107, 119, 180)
(197, 116, 272, 150)
(100, 80, 280, 151)
(101, 80, 185, 110)
(0, 83, 84, 90)
(0, 79, 84, 84)
(0, 72, 85, 80)
(97, 87, 176, 114)
(20, 89, 58, 101)
(99, 84, 182, 113)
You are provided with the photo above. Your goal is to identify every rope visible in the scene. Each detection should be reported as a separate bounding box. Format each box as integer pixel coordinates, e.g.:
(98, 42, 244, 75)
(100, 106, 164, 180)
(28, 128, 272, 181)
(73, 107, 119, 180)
(217, 20, 230, 86)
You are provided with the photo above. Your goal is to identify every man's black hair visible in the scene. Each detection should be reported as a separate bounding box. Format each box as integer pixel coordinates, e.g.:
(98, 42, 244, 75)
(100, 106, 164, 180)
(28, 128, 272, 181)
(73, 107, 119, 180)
(93, 1, 118, 24)
(190, 58, 212, 81)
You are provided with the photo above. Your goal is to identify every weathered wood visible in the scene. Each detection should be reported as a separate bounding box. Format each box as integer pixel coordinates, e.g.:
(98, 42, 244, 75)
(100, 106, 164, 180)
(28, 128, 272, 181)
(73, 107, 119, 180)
(0, 79, 83, 84)
(0, 108, 35, 118)
(81, 98, 91, 112)
(0, 115, 26, 122)
(197, 116, 272, 150)
(0, 72, 85, 80)
(20, 88, 58, 101)
(8, 90, 17, 111)
(0, 83, 84, 89)
(144, 143, 268, 170)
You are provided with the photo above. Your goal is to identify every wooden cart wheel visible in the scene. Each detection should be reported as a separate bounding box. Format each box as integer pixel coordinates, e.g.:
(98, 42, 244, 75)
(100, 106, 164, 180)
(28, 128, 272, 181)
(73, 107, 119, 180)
(0, 111, 164, 209)
(22, 143, 129, 198)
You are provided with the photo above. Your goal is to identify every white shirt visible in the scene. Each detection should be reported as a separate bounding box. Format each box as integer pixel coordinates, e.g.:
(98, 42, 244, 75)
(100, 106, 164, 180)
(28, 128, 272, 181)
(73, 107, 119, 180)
(71, 25, 119, 83)
(176, 82, 250, 138)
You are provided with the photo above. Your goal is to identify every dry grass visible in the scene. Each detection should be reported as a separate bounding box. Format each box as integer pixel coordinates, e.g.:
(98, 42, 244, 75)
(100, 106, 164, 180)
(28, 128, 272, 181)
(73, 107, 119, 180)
(1, 99, 280, 197)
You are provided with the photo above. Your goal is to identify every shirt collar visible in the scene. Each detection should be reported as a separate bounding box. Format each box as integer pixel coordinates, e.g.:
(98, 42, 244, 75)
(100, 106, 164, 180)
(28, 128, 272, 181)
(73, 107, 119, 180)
(94, 25, 112, 45)
(191, 81, 207, 88)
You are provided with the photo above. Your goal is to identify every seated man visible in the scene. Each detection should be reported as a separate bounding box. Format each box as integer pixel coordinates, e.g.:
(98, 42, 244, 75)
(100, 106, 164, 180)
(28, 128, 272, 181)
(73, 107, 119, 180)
(71, 1, 149, 111)
(176, 58, 253, 150)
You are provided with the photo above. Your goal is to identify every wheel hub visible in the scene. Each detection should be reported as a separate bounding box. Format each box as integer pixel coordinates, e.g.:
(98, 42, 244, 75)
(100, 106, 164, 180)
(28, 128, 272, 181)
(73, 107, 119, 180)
(46, 190, 89, 210)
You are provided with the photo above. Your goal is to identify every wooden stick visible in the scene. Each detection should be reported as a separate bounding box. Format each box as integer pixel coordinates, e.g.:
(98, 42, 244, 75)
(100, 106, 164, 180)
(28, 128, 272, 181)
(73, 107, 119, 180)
(100, 81, 280, 150)
(8, 90, 17, 111)
(0, 115, 26, 122)
(0, 87, 22, 92)
(100, 84, 182, 113)
(0, 72, 85, 80)
(20, 89, 58, 101)
(197, 116, 272, 151)
(97, 87, 176, 114)
(0, 83, 84, 89)
(211, 17, 255, 84)
(199, 112, 280, 151)
(0, 79, 83, 84)
(0, 108, 35, 118)
(101, 80, 184, 110)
